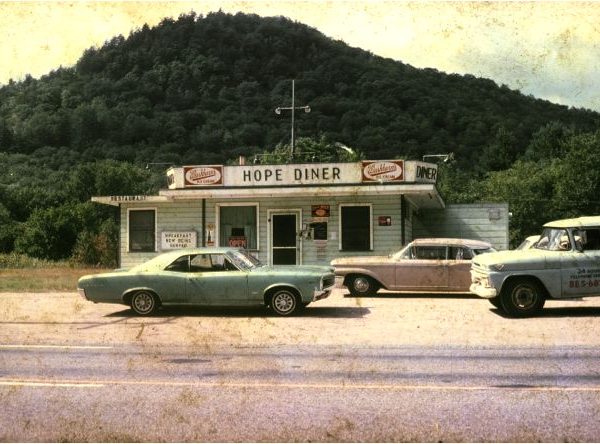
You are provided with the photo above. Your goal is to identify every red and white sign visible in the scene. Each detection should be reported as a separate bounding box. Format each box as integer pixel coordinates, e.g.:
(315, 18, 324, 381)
(361, 160, 404, 182)
(167, 160, 433, 189)
(228, 236, 247, 248)
(184, 166, 223, 186)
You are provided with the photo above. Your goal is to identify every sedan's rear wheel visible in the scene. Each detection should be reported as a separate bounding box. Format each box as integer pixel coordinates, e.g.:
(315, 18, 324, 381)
(269, 289, 298, 316)
(347, 275, 379, 297)
(130, 290, 158, 316)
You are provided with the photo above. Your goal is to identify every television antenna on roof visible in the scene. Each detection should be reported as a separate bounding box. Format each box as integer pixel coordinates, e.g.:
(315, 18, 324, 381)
(275, 79, 311, 157)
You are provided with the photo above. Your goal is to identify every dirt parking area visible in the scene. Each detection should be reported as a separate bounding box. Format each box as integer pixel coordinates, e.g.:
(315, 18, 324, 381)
(1, 289, 600, 349)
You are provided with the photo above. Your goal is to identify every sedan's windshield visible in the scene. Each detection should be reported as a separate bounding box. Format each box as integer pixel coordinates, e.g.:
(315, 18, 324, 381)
(226, 250, 262, 271)
(535, 228, 570, 251)
(391, 245, 411, 260)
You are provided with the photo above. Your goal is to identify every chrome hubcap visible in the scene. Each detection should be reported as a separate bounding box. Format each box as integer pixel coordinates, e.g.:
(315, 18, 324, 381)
(511, 285, 536, 309)
(274, 292, 295, 313)
(133, 293, 153, 313)
(353, 277, 370, 293)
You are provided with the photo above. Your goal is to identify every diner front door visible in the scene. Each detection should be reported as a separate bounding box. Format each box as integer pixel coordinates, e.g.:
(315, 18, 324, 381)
(270, 211, 300, 265)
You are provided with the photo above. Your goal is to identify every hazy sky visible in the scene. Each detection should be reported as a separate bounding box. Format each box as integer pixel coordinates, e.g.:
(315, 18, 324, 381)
(1, 1, 599, 111)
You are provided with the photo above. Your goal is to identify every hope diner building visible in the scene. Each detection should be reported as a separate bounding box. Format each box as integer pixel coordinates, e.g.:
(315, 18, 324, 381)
(92, 159, 509, 268)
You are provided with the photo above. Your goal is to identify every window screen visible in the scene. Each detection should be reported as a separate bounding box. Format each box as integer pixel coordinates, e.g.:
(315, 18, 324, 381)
(219, 205, 258, 250)
(341, 205, 371, 251)
(129, 210, 155, 252)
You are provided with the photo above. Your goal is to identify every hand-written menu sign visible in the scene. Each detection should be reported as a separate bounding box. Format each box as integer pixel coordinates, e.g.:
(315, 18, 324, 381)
(161, 231, 197, 250)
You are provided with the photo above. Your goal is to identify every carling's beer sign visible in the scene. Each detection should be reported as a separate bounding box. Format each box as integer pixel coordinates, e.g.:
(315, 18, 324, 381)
(184, 166, 223, 186)
(361, 160, 404, 182)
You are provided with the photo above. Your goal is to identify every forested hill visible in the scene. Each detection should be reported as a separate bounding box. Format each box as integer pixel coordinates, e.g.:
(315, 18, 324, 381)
(0, 11, 599, 172)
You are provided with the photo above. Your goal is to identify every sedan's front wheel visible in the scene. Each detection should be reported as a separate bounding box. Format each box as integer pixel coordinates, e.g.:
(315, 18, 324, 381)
(269, 289, 298, 316)
(130, 290, 159, 316)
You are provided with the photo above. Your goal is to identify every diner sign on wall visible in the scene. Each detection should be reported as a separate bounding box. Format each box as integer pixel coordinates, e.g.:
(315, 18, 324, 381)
(169, 160, 437, 189)
(229, 163, 358, 186)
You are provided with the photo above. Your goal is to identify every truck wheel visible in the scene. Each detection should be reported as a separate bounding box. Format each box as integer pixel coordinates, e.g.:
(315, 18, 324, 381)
(347, 275, 379, 297)
(489, 296, 502, 309)
(500, 278, 545, 318)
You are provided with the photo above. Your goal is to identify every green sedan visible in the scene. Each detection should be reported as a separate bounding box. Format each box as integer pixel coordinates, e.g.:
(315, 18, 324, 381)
(77, 248, 335, 316)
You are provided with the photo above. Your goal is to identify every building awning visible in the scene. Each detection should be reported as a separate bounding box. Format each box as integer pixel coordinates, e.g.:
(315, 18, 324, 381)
(92, 160, 445, 209)
(92, 183, 445, 209)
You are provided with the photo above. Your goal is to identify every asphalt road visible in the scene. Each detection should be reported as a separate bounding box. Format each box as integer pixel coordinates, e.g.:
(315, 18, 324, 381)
(1, 289, 600, 441)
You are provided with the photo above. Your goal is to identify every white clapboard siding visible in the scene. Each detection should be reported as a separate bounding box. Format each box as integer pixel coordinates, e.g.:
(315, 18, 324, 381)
(118, 199, 508, 267)
(411, 203, 509, 250)
(119, 194, 405, 267)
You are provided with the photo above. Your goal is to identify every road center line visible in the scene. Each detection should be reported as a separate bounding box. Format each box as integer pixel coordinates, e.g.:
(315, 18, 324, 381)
(0, 344, 113, 350)
(2, 378, 600, 392)
(0, 380, 103, 388)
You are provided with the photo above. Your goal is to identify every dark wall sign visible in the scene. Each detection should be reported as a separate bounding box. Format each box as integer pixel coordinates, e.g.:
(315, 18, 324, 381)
(311, 222, 328, 240)
(378, 216, 392, 226)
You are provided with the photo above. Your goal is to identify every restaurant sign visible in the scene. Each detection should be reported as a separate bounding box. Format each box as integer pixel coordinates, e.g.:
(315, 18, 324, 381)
(169, 160, 436, 189)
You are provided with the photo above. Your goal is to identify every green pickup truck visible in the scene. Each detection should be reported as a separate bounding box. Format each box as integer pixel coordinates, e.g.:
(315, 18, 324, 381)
(470, 216, 600, 317)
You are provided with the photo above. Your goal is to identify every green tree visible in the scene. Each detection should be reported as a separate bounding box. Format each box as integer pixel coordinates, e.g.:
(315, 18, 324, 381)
(72, 218, 119, 267)
(253, 136, 363, 164)
(0, 203, 19, 252)
(554, 131, 600, 216)
(15, 204, 83, 260)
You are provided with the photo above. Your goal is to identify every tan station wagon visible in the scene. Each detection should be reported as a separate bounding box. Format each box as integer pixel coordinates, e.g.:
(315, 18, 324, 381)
(331, 238, 495, 296)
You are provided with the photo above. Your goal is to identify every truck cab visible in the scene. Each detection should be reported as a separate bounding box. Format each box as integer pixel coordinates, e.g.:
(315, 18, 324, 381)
(470, 216, 600, 317)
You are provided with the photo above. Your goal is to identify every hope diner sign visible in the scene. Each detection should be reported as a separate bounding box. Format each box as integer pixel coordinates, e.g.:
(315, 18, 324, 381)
(180, 160, 437, 188)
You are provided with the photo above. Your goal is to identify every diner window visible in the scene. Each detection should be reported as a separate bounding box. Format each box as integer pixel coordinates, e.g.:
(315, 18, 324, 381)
(219, 204, 258, 250)
(340, 205, 371, 251)
(129, 209, 155, 252)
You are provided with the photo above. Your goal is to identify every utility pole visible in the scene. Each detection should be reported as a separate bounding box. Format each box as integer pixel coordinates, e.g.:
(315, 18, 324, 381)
(275, 79, 310, 156)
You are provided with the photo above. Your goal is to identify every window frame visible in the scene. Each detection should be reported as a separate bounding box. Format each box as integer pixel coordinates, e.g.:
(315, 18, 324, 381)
(338, 203, 373, 251)
(574, 227, 600, 251)
(215, 202, 260, 251)
(127, 207, 157, 253)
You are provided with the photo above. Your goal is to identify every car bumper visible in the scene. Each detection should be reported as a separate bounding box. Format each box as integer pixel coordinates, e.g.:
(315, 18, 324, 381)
(77, 288, 88, 300)
(312, 288, 332, 302)
(469, 283, 497, 299)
